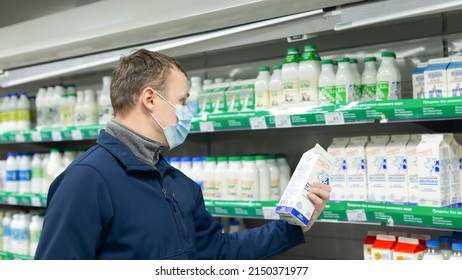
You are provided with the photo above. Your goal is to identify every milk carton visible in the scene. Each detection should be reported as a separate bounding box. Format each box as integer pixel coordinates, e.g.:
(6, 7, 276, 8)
(386, 134, 410, 204)
(275, 144, 334, 227)
(416, 134, 450, 207)
(410, 233, 432, 250)
(412, 62, 427, 99)
(393, 237, 425, 260)
(210, 83, 229, 113)
(327, 137, 350, 201)
(198, 85, 214, 115)
(366, 135, 390, 203)
(346, 136, 369, 201)
(364, 230, 387, 260)
(406, 134, 421, 205)
(447, 56, 462, 97)
(424, 58, 450, 98)
(444, 133, 460, 207)
(453, 133, 462, 207)
(371, 234, 397, 260)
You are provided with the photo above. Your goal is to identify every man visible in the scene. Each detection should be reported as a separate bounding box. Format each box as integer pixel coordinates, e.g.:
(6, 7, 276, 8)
(35, 49, 331, 260)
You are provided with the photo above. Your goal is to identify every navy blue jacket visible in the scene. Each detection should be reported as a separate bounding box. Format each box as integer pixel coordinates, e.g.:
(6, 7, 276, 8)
(35, 130, 305, 259)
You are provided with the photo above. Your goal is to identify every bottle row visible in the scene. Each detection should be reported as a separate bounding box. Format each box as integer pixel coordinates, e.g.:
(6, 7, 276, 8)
(166, 154, 291, 201)
(0, 149, 84, 195)
(328, 133, 462, 208)
(0, 76, 112, 133)
(364, 230, 462, 260)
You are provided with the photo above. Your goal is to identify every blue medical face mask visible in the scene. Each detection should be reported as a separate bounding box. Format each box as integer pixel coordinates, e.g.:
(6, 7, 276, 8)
(149, 92, 192, 150)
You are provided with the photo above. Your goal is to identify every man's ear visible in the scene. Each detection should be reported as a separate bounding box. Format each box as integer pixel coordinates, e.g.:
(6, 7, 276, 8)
(140, 87, 158, 110)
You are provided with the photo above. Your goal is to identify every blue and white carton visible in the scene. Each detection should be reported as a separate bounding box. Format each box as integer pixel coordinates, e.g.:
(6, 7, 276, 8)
(424, 58, 450, 98)
(447, 56, 462, 97)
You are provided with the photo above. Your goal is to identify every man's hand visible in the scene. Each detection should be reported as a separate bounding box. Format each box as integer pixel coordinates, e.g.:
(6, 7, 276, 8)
(301, 182, 332, 233)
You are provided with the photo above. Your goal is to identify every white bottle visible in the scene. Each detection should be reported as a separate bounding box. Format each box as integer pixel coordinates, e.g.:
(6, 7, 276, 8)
(179, 157, 192, 177)
(189, 157, 205, 191)
(43, 86, 55, 128)
(449, 243, 462, 260)
(46, 149, 63, 189)
(15, 213, 30, 255)
(83, 89, 98, 125)
(226, 156, 242, 200)
(229, 219, 240, 233)
(298, 44, 321, 104)
(9, 93, 19, 131)
(18, 153, 32, 194)
(214, 157, 229, 200)
(187, 76, 201, 116)
(361, 57, 378, 101)
(255, 155, 270, 201)
(335, 57, 355, 104)
(62, 149, 76, 168)
(376, 52, 401, 100)
(169, 157, 181, 169)
(40, 153, 50, 194)
(74, 90, 85, 125)
(2, 94, 12, 132)
(5, 152, 18, 192)
(350, 58, 362, 101)
(203, 79, 214, 87)
(214, 78, 224, 84)
(29, 215, 43, 257)
(265, 155, 281, 201)
(440, 236, 453, 260)
(9, 213, 20, 254)
(99, 76, 113, 125)
(0, 95, 6, 133)
(318, 59, 336, 105)
(66, 89, 77, 126)
(240, 155, 259, 201)
(281, 47, 300, 106)
(423, 240, 444, 260)
(269, 65, 283, 108)
(2, 212, 12, 252)
(16, 91, 31, 130)
(254, 67, 271, 110)
(31, 153, 42, 194)
(35, 87, 47, 129)
(276, 153, 291, 194)
(202, 157, 217, 199)
(52, 85, 65, 127)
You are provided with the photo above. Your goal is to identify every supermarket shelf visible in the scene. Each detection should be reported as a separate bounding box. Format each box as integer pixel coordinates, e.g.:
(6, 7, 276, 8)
(204, 199, 279, 219)
(0, 191, 47, 208)
(0, 251, 33, 260)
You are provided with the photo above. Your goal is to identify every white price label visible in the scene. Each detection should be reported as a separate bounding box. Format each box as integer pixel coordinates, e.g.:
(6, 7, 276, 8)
(274, 115, 292, 128)
(31, 196, 41, 207)
(52, 131, 63, 141)
(262, 207, 280, 220)
(199, 122, 215, 132)
(346, 209, 367, 222)
(15, 134, 25, 143)
(250, 117, 267, 130)
(324, 112, 345, 125)
(31, 131, 43, 142)
(71, 129, 83, 140)
(7, 196, 17, 205)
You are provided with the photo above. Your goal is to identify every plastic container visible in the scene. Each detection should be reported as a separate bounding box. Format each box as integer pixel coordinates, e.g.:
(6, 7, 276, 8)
(318, 59, 336, 105)
(422, 240, 444, 260)
(46, 149, 62, 189)
(281, 47, 300, 105)
(2, 212, 12, 252)
(265, 155, 281, 201)
(30, 153, 42, 194)
(34, 87, 47, 129)
(376, 52, 401, 100)
(179, 157, 192, 177)
(99, 76, 113, 125)
(335, 57, 355, 104)
(361, 57, 377, 101)
(202, 157, 217, 199)
(5, 152, 18, 192)
(189, 157, 204, 191)
(74, 90, 85, 125)
(298, 44, 321, 104)
(52, 85, 65, 127)
(449, 242, 462, 260)
(440, 235, 453, 260)
(226, 156, 242, 200)
(276, 153, 291, 194)
(350, 58, 362, 101)
(240, 155, 259, 201)
(83, 89, 98, 125)
(269, 65, 283, 108)
(187, 76, 201, 116)
(254, 67, 271, 110)
(18, 153, 32, 194)
(169, 157, 181, 169)
(16, 91, 31, 130)
(214, 156, 229, 200)
(255, 155, 270, 201)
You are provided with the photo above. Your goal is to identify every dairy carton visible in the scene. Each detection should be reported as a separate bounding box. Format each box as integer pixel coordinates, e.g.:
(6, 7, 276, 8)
(371, 234, 397, 260)
(416, 134, 450, 207)
(412, 62, 427, 99)
(275, 144, 334, 227)
(424, 58, 450, 98)
(346, 136, 369, 201)
(198, 85, 214, 115)
(225, 80, 254, 112)
(406, 134, 421, 205)
(364, 230, 387, 260)
(386, 134, 410, 204)
(444, 133, 460, 207)
(453, 133, 462, 207)
(327, 137, 350, 201)
(410, 233, 432, 250)
(366, 135, 390, 203)
(447, 56, 462, 97)
(210, 83, 229, 113)
(393, 237, 425, 260)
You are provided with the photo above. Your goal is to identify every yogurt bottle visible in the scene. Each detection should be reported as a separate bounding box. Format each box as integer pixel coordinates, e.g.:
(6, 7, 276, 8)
(335, 57, 355, 104)
(350, 58, 362, 101)
(254, 67, 271, 110)
(269, 65, 283, 108)
(376, 52, 401, 100)
(318, 59, 336, 105)
(298, 44, 321, 104)
(281, 48, 300, 105)
(361, 57, 378, 101)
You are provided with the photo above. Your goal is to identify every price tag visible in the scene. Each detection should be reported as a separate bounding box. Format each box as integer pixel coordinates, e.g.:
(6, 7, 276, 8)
(346, 209, 367, 222)
(274, 115, 292, 128)
(7, 196, 17, 205)
(15, 134, 25, 143)
(71, 129, 83, 140)
(31, 196, 42, 207)
(262, 207, 280, 220)
(51, 131, 63, 141)
(31, 131, 43, 142)
(199, 122, 215, 132)
(324, 112, 345, 125)
(250, 117, 267, 130)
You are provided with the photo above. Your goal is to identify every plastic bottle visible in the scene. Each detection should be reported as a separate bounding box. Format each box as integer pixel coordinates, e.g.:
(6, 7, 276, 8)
(240, 155, 259, 201)
(449, 243, 462, 260)
(376, 52, 401, 100)
(255, 155, 270, 201)
(350, 58, 362, 101)
(46, 149, 62, 189)
(16, 91, 31, 130)
(276, 153, 291, 194)
(99, 76, 113, 125)
(226, 156, 242, 200)
(298, 44, 321, 104)
(214, 78, 224, 84)
(440, 236, 453, 260)
(202, 157, 217, 199)
(189, 157, 205, 191)
(34, 87, 47, 129)
(203, 79, 213, 88)
(29, 215, 43, 257)
(179, 157, 192, 177)
(229, 219, 240, 233)
(423, 240, 444, 260)
(269, 65, 283, 108)
(74, 90, 86, 125)
(60, 85, 75, 127)
(0, 160, 5, 191)
(62, 149, 76, 168)
(83, 89, 98, 125)
(281, 47, 300, 105)
(2, 212, 12, 252)
(15, 213, 30, 255)
(335, 57, 355, 104)
(43, 86, 55, 128)
(0, 95, 6, 133)
(265, 155, 281, 201)
(30, 153, 42, 194)
(18, 153, 32, 194)
(214, 157, 229, 200)
(5, 152, 18, 192)
(254, 67, 271, 110)
(52, 85, 65, 127)
(29, 96, 36, 129)
(361, 57, 378, 101)
(188, 76, 201, 116)
(10, 213, 19, 254)
(40, 153, 50, 194)
(169, 157, 181, 169)
(318, 59, 336, 105)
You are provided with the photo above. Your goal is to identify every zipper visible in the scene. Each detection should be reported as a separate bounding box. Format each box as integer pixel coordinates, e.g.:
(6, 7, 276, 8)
(160, 185, 182, 246)
(172, 192, 190, 241)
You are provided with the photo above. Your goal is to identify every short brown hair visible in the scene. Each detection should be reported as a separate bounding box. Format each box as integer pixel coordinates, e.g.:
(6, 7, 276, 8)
(110, 49, 187, 116)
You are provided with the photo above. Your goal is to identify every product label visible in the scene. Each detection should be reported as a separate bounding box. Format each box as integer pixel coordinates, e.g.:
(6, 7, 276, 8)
(354, 84, 362, 100)
(19, 170, 32, 181)
(319, 86, 336, 104)
(241, 180, 257, 200)
(270, 89, 283, 107)
(98, 105, 114, 124)
(3, 225, 11, 236)
(6, 170, 18, 181)
(211, 87, 228, 113)
(12, 228, 29, 241)
(202, 179, 215, 199)
(299, 80, 315, 101)
(226, 178, 238, 198)
(17, 109, 31, 121)
(270, 177, 280, 200)
(282, 80, 299, 103)
(30, 231, 41, 243)
(376, 81, 389, 100)
(335, 84, 354, 103)
(362, 84, 377, 101)
(255, 89, 268, 109)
